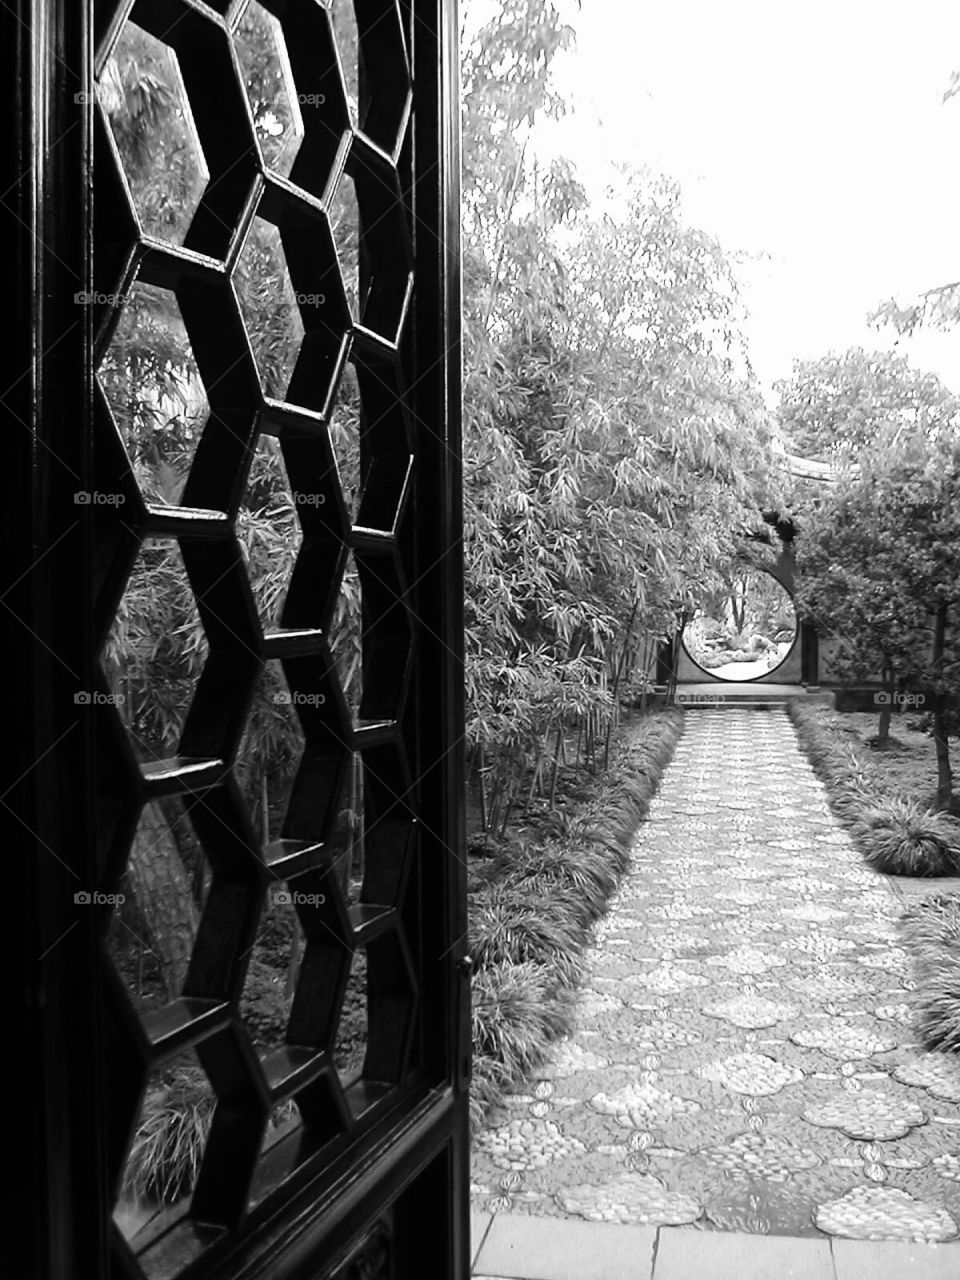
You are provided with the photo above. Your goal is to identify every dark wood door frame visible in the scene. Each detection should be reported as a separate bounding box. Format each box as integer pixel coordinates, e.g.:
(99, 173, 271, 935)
(3, 2, 468, 1276)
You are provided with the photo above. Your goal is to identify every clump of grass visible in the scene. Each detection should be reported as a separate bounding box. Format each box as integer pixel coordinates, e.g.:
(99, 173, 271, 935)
(900, 894, 960, 1052)
(469, 882, 585, 989)
(124, 1065, 214, 1205)
(124, 1065, 298, 1207)
(470, 961, 573, 1129)
(791, 700, 960, 877)
(499, 841, 620, 925)
(856, 798, 960, 877)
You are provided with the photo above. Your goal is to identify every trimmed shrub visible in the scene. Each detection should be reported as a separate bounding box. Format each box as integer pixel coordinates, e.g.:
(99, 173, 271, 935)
(856, 799, 960, 877)
(900, 894, 960, 1053)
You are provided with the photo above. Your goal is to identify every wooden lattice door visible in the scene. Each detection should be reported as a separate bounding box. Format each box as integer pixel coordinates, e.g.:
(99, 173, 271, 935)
(5, 2, 467, 1277)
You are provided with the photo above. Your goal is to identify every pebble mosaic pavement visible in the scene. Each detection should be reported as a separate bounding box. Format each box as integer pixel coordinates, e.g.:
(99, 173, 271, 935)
(470, 708, 960, 1241)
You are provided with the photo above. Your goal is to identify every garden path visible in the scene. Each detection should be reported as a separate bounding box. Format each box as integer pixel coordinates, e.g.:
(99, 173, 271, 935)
(471, 708, 960, 1242)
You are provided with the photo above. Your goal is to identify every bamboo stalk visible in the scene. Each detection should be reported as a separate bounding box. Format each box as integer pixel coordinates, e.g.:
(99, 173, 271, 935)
(639, 630, 651, 718)
(605, 601, 639, 766)
(478, 744, 488, 833)
(285, 928, 303, 999)
(527, 747, 543, 806)
(499, 782, 516, 838)
(482, 138, 528, 332)
(549, 723, 563, 809)
(488, 774, 503, 837)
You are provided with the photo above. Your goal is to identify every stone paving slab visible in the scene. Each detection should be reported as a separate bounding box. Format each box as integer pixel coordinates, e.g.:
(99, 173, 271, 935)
(471, 1215, 960, 1279)
(473, 1214, 656, 1279)
(831, 1238, 960, 1279)
(471, 709, 960, 1252)
(472, 1210, 494, 1269)
(654, 1227, 834, 1279)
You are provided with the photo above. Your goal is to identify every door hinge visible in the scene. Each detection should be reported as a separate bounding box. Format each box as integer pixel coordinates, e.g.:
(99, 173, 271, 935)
(455, 954, 472, 1092)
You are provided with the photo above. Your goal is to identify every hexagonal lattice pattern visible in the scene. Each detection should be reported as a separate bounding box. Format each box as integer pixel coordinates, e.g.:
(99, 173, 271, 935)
(334, 949, 369, 1084)
(330, 550, 362, 716)
(234, 2, 305, 179)
(351, 156, 413, 343)
(104, 539, 209, 764)
(234, 664, 308, 836)
(91, 0, 425, 1259)
(102, 22, 209, 245)
(330, 362, 361, 520)
(105, 797, 212, 1014)
(238, 436, 304, 630)
(330, 172, 360, 319)
(351, 2, 412, 158)
(235, 216, 306, 402)
(99, 281, 209, 503)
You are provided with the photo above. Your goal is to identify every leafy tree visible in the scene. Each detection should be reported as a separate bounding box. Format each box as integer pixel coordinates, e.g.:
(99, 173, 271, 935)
(795, 408, 960, 807)
(460, 0, 782, 823)
(871, 282, 960, 337)
(776, 348, 958, 464)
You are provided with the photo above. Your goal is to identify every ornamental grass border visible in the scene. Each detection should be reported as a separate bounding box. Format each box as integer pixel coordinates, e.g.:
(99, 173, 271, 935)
(789, 698, 960, 1056)
(788, 700, 960, 878)
(468, 707, 684, 1129)
(899, 893, 960, 1054)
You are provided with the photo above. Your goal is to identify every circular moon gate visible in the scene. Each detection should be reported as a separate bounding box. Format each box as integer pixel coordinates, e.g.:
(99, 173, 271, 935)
(681, 571, 797, 682)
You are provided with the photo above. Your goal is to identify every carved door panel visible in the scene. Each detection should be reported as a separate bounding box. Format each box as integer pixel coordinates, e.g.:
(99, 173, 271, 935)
(5, 2, 467, 1277)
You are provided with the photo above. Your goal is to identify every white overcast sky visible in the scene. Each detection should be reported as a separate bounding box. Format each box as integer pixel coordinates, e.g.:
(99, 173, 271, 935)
(507, 0, 960, 399)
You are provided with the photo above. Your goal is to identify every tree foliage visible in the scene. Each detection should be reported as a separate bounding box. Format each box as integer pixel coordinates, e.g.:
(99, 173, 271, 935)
(776, 348, 959, 464)
(460, 0, 780, 817)
(791, 356, 960, 803)
(107, 0, 786, 845)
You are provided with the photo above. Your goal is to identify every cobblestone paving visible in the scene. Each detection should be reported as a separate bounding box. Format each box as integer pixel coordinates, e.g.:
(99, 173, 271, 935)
(470, 709, 960, 1241)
